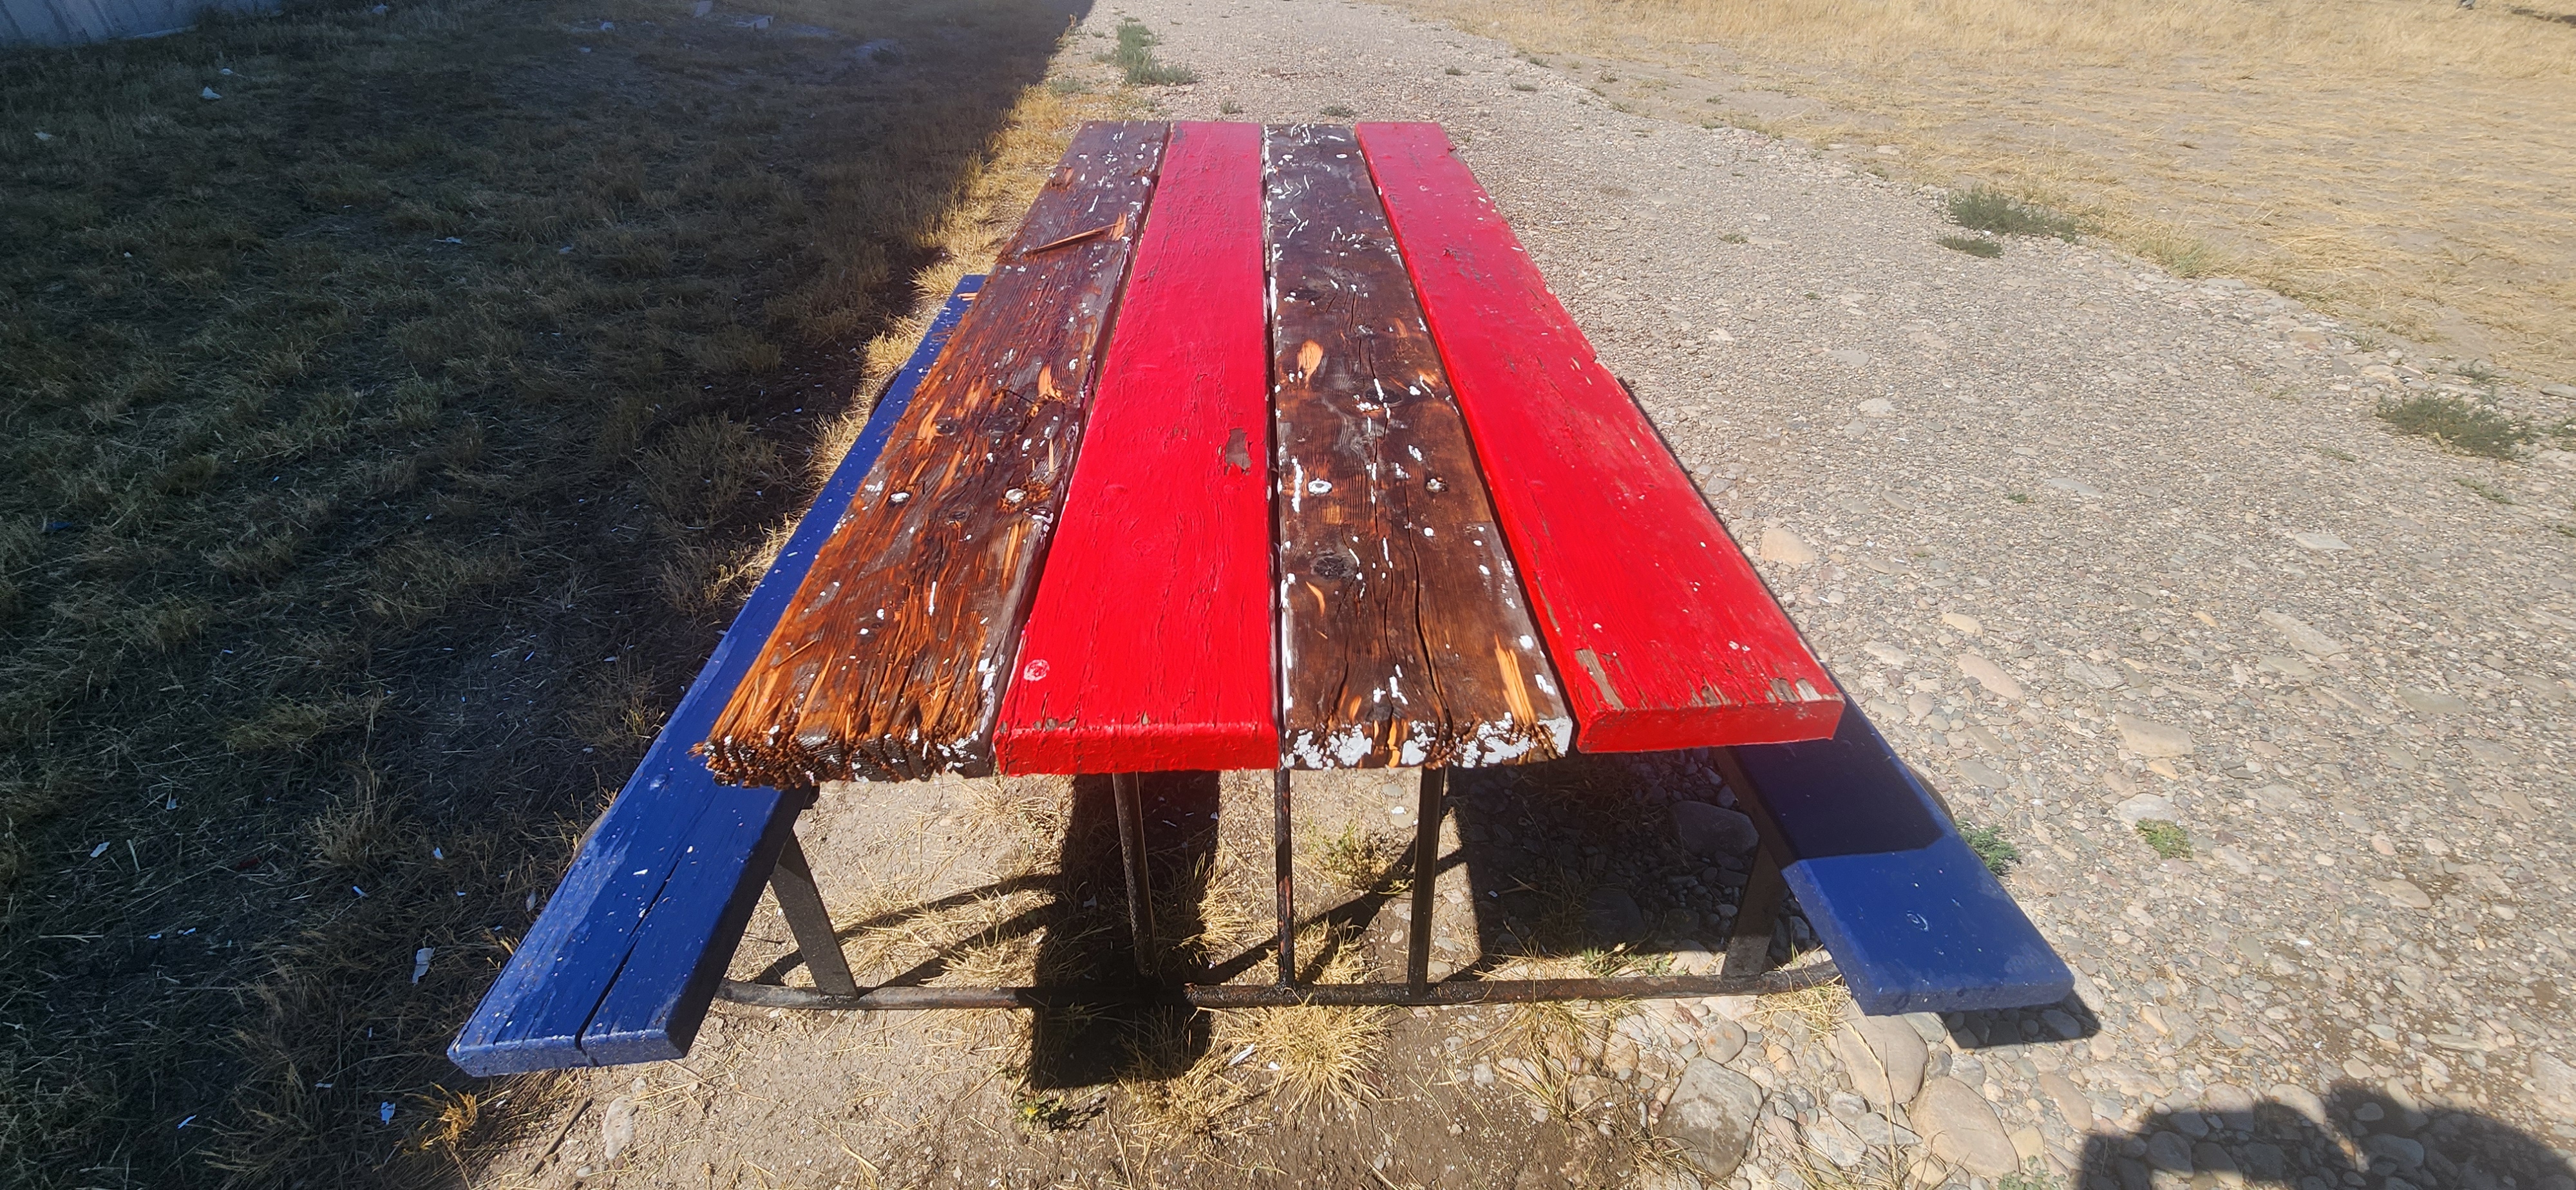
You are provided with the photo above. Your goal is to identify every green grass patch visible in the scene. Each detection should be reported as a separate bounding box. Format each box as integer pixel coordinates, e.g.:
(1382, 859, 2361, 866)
(1948, 185, 2083, 242)
(0, 0, 1112, 1182)
(1962, 824, 2022, 874)
(1104, 18, 1198, 85)
(1939, 234, 2002, 258)
(2136, 819, 2192, 859)
(2378, 394, 2535, 459)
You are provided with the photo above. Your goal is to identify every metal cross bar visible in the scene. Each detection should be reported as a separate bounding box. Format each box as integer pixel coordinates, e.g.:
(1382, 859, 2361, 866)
(731, 765, 1829, 1015)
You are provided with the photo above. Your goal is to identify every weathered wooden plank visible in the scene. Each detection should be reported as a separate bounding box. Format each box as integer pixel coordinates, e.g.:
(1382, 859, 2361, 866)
(1264, 123, 1571, 770)
(992, 123, 1276, 775)
(701, 122, 1170, 784)
(1354, 122, 1842, 752)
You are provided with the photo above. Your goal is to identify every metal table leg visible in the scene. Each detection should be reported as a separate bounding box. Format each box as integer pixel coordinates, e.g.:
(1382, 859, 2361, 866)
(1112, 771, 1155, 976)
(770, 832, 859, 997)
(1722, 845, 1786, 979)
(1406, 768, 1444, 994)
(1274, 769, 1296, 987)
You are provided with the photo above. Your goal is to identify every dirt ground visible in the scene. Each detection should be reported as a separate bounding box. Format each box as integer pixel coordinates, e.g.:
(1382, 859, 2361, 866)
(452, 2, 2576, 1189)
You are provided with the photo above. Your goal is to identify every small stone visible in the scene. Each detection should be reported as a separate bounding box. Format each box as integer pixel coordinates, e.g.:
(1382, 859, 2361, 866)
(2038, 1072, 2093, 1128)
(1760, 526, 1819, 566)
(1803, 1116, 1866, 1167)
(1472, 1062, 1496, 1086)
(1830, 1017, 1928, 1112)
(1957, 654, 2023, 700)
(2255, 654, 2314, 680)
(200, 87, 222, 100)
(1659, 1059, 1765, 1180)
(1907, 1077, 2019, 1177)
(1585, 887, 1648, 942)
(2112, 713, 2193, 758)
(2212, 845, 2255, 874)
(2257, 610, 2343, 656)
(2361, 1134, 2423, 1169)
(601, 1095, 636, 1162)
(2250, 784, 2306, 812)
(2144, 1130, 2193, 1173)
(2268, 1084, 2327, 1125)
(1700, 1017, 1748, 1064)
(2287, 531, 2351, 552)
(2065, 659, 2126, 689)
(1857, 397, 1896, 417)
(2397, 686, 2471, 716)
(2112, 793, 2177, 827)
(1567, 1075, 1618, 1110)
(1826, 348, 1870, 366)
(1672, 801, 1759, 860)
(2531, 1052, 2576, 1123)
(1864, 641, 1911, 668)
(2379, 880, 2434, 910)
(1940, 612, 1984, 636)
(2044, 477, 2103, 497)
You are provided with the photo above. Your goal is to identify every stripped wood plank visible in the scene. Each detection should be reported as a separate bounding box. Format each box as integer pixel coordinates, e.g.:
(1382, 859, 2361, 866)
(701, 121, 1169, 784)
(993, 122, 1274, 775)
(1354, 121, 1841, 751)
(1264, 122, 1571, 770)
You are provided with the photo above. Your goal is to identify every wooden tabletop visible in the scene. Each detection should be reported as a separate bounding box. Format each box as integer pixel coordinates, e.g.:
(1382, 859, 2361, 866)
(700, 121, 1841, 786)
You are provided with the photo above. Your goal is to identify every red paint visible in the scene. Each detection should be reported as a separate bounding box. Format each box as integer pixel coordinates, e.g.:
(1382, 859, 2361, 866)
(994, 122, 1276, 775)
(1355, 122, 1842, 752)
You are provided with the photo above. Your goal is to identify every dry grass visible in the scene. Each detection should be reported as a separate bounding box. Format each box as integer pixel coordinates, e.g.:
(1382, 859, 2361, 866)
(1392, 0, 2576, 379)
(0, 0, 1139, 1183)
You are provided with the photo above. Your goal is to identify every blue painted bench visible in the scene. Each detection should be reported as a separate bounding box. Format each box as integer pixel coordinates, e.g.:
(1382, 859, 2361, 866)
(1720, 705, 2073, 1015)
(449, 278, 981, 1075)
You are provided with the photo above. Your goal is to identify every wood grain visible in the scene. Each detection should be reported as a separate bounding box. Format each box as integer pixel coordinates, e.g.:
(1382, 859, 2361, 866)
(1265, 123, 1571, 770)
(701, 121, 1169, 784)
(992, 122, 1275, 775)
(1355, 121, 1842, 751)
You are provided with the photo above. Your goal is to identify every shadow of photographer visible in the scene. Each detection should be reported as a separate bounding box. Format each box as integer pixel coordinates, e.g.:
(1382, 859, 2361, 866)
(2078, 1081, 2573, 1190)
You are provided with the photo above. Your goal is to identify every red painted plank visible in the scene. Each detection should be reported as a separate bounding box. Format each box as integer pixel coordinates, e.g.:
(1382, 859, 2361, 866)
(1354, 122, 1842, 751)
(993, 122, 1275, 775)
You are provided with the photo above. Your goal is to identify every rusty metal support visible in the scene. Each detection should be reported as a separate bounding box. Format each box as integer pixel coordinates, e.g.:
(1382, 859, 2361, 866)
(1406, 768, 1443, 994)
(1274, 769, 1296, 987)
(769, 833, 858, 997)
(715, 963, 1839, 1012)
(1112, 772, 1153, 975)
(1723, 845, 1786, 979)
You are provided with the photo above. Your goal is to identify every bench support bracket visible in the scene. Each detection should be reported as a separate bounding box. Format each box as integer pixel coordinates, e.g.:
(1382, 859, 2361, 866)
(770, 832, 858, 999)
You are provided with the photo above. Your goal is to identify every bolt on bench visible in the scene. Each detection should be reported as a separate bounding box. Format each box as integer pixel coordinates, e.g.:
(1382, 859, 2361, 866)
(451, 122, 2070, 1077)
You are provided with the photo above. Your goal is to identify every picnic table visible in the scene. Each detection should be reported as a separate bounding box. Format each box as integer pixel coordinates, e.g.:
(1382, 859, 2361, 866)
(450, 122, 2069, 1077)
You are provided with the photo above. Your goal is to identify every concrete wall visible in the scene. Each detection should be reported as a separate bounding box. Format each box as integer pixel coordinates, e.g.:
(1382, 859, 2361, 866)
(2, 0, 278, 47)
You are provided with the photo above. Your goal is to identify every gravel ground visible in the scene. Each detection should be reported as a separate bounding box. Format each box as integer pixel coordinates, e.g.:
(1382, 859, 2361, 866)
(480, 1, 2576, 1187)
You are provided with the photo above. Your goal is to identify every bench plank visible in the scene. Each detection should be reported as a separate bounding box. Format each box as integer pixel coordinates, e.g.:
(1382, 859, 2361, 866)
(1265, 123, 1571, 769)
(703, 122, 1169, 784)
(1715, 702, 2073, 1014)
(451, 279, 981, 1075)
(992, 123, 1274, 775)
(1356, 122, 1842, 753)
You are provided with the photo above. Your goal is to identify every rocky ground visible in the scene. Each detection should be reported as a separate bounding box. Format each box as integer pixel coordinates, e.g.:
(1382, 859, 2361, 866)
(472, 0, 2576, 1187)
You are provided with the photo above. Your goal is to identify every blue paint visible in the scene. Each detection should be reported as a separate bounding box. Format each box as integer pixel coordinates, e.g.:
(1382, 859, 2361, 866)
(1730, 701, 2073, 1015)
(450, 278, 983, 1076)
